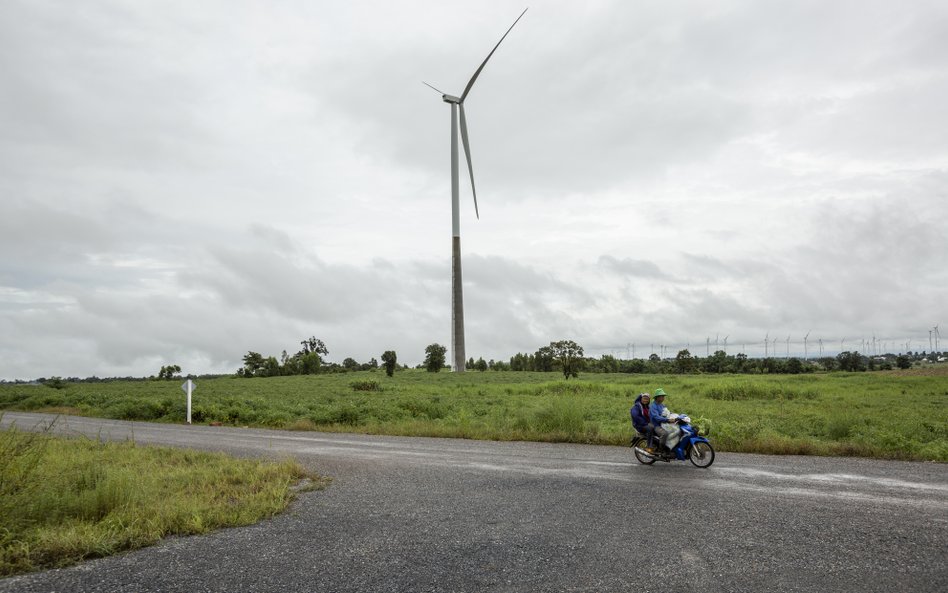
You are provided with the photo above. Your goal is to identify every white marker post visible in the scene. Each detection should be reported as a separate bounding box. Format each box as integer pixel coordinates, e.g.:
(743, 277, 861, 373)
(181, 379, 196, 424)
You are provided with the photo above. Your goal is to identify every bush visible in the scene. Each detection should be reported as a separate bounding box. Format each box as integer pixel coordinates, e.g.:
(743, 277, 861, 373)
(43, 377, 68, 390)
(350, 380, 382, 392)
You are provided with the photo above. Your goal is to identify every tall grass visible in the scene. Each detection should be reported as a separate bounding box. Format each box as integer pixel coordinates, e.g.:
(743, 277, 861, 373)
(0, 421, 322, 576)
(1, 369, 946, 461)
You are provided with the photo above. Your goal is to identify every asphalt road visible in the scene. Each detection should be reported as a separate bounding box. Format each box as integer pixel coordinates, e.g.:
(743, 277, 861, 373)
(1, 412, 946, 593)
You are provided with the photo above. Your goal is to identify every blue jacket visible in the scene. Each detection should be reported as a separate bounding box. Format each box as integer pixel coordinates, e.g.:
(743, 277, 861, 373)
(649, 401, 670, 426)
(630, 395, 650, 431)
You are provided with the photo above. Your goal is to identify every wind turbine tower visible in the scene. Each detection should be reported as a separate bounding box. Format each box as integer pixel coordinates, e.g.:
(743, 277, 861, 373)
(424, 9, 528, 373)
(723, 336, 729, 354)
(803, 331, 811, 361)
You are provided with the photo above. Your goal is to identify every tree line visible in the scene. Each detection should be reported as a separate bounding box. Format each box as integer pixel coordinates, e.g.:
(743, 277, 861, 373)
(7, 342, 940, 387)
(231, 336, 945, 381)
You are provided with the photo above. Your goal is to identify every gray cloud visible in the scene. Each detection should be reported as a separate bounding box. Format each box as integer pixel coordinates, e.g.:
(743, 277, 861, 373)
(2, 0, 947, 378)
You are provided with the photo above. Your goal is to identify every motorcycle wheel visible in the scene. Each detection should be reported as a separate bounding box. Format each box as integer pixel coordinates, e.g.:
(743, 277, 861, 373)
(689, 442, 715, 468)
(632, 438, 656, 465)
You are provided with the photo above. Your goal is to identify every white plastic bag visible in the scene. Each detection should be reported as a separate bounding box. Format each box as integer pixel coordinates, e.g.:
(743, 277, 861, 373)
(663, 422, 682, 449)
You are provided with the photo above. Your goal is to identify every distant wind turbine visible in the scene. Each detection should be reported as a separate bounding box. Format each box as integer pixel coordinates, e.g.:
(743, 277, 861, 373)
(424, 8, 528, 373)
(723, 336, 729, 354)
(803, 331, 811, 361)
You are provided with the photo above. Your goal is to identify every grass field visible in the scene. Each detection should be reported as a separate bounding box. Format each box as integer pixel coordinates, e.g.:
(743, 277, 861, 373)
(1, 369, 946, 461)
(0, 422, 322, 576)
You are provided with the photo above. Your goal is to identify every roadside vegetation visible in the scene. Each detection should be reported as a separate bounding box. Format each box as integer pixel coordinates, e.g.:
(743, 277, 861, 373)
(0, 421, 323, 576)
(1, 369, 945, 462)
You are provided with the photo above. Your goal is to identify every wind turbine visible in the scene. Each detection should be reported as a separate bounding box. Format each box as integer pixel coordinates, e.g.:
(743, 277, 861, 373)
(723, 335, 729, 354)
(424, 8, 528, 373)
(935, 325, 941, 352)
(764, 332, 769, 357)
(786, 334, 791, 359)
(803, 331, 811, 361)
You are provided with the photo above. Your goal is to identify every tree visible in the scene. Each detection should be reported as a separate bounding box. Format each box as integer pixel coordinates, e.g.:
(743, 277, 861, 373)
(298, 337, 329, 357)
(549, 340, 584, 379)
(896, 354, 912, 370)
(786, 357, 803, 374)
(298, 352, 322, 375)
(241, 352, 265, 377)
(598, 355, 619, 373)
(534, 346, 554, 372)
(262, 356, 281, 377)
(675, 349, 695, 373)
(157, 364, 181, 380)
(474, 357, 488, 372)
(342, 357, 359, 371)
(837, 351, 866, 372)
(381, 351, 398, 377)
(424, 343, 447, 372)
(701, 350, 727, 373)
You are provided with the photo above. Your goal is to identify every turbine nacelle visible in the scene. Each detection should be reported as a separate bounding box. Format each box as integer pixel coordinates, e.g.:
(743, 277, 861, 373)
(442, 94, 461, 104)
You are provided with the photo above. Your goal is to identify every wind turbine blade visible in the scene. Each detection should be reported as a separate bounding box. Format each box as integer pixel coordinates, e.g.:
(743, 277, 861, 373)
(460, 8, 528, 103)
(422, 81, 446, 95)
(458, 104, 478, 219)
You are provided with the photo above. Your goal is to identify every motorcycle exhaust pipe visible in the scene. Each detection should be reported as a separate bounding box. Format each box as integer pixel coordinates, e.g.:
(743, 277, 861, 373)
(633, 446, 656, 460)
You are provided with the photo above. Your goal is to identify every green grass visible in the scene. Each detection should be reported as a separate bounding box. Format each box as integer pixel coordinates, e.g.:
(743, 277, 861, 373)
(0, 422, 323, 576)
(1, 369, 946, 461)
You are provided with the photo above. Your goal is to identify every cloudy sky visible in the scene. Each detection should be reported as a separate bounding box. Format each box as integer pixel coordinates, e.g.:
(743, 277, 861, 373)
(2, 0, 947, 379)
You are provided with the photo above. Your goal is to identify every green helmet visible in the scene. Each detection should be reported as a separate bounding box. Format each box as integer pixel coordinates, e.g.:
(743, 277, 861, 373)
(654, 388, 667, 397)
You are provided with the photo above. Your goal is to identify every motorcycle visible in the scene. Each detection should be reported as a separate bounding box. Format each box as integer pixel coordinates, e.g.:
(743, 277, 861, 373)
(631, 414, 715, 468)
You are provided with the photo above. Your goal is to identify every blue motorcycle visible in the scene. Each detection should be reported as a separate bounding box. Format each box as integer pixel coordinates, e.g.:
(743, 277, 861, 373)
(631, 414, 715, 468)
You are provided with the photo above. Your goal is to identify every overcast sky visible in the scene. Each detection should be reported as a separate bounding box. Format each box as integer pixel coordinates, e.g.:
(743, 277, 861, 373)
(2, 0, 947, 379)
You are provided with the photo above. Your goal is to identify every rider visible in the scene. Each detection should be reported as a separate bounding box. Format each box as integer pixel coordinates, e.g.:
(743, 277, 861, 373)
(630, 392, 652, 447)
(649, 388, 675, 449)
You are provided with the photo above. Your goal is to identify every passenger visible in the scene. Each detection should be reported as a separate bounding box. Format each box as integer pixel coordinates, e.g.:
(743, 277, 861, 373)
(630, 393, 653, 449)
(649, 388, 674, 449)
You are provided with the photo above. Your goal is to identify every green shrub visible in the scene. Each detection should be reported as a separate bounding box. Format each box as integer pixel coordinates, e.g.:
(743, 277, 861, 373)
(350, 380, 382, 392)
(44, 377, 69, 390)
